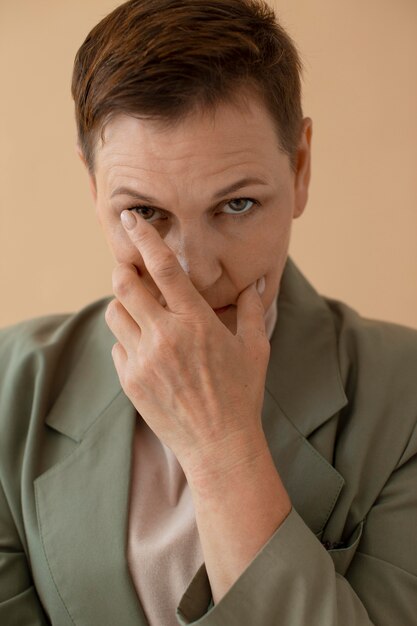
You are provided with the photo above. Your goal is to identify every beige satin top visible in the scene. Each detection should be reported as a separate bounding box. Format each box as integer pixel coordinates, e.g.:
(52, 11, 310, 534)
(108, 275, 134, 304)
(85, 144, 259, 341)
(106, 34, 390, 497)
(127, 298, 278, 626)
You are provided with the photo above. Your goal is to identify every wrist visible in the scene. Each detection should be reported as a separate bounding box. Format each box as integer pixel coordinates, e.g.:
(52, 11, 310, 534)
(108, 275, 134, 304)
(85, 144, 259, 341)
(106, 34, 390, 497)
(182, 429, 291, 517)
(181, 426, 264, 483)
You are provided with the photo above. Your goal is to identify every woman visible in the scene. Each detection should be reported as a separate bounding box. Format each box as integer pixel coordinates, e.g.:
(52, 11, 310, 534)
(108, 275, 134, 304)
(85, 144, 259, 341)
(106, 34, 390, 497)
(0, 0, 416, 624)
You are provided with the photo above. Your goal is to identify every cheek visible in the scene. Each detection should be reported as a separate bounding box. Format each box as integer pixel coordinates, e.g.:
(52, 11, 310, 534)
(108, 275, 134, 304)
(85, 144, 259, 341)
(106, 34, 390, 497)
(231, 218, 290, 278)
(263, 225, 292, 305)
(231, 217, 291, 308)
(264, 219, 292, 269)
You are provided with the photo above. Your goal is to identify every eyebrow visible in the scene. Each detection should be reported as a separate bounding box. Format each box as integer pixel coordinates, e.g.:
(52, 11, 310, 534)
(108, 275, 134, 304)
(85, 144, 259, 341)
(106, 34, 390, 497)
(110, 176, 269, 204)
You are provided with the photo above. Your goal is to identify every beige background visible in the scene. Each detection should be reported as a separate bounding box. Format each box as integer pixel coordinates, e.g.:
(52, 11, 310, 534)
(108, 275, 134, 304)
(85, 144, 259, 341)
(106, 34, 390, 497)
(0, 0, 416, 329)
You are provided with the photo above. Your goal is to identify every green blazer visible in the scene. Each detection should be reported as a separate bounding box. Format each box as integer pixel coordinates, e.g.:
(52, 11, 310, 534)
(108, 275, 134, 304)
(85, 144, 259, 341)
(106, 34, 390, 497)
(0, 259, 416, 625)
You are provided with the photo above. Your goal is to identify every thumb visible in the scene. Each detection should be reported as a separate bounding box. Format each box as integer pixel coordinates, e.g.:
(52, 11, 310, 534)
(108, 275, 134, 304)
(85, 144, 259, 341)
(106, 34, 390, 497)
(236, 278, 267, 341)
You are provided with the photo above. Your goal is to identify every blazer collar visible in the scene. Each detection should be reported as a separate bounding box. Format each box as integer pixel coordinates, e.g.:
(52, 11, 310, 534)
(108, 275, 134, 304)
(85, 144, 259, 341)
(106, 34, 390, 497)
(259, 259, 347, 535)
(39, 303, 147, 624)
(36, 391, 147, 626)
(267, 257, 348, 437)
(45, 298, 124, 442)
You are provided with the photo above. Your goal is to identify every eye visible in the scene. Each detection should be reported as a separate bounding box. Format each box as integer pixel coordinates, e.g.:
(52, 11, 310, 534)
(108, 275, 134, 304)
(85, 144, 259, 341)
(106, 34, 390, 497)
(221, 198, 258, 216)
(127, 206, 165, 223)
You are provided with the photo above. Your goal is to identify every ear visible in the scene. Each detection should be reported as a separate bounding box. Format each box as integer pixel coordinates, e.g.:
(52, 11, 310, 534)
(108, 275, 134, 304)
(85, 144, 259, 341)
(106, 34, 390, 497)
(76, 144, 97, 203)
(293, 117, 312, 219)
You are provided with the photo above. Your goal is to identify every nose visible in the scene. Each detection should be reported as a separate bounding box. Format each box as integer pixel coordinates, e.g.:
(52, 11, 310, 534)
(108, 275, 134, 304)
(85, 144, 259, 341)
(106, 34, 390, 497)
(164, 226, 223, 294)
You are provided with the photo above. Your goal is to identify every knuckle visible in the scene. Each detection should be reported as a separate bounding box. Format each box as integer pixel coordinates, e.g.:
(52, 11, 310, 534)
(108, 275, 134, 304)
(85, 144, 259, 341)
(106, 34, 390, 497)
(122, 364, 137, 395)
(124, 365, 146, 399)
(112, 264, 135, 298)
(105, 298, 119, 323)
(130, 228, 149, 248)
(257, 334, 271, 358)
(256, 298, 265, 314)
(152, 252, 179, 281)
(111, 341, 126, 370)
(123, 374, 136, 397)
(152, 326, 171, 354)
(111, 341, 122, 359)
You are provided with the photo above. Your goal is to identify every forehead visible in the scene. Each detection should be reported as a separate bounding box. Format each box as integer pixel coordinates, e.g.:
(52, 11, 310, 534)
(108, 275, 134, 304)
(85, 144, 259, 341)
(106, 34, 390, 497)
(95, 93, 287, 179)
(95, 96, 291, 201)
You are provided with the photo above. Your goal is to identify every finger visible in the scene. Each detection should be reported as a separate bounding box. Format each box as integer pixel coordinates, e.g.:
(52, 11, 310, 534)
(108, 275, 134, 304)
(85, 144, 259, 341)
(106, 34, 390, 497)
(121, 210, 205, 314)
(112, 262, 164, 328)
(111, 341, 128, 383)
(236, 280, 268, 342)
(105, 298, 142, 354)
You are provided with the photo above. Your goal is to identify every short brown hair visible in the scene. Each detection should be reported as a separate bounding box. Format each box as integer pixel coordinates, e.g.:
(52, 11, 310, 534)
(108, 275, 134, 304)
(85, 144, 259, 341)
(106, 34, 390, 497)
(71, 0, 303, 175)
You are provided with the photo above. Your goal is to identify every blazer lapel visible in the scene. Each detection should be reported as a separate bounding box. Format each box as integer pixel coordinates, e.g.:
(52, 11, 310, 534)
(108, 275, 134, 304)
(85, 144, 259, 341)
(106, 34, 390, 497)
(35, 307, 148, 626)
(262, 389, 344, 536)
(263, 259, 348, 535)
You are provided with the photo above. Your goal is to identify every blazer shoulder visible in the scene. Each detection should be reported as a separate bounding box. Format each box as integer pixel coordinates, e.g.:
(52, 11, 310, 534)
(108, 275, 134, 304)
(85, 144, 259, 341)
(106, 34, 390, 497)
(0, 298, 111, 443)
(326, 297, 417, 378)
(0, 297, 111, 360)
(325, 297, 417, 466)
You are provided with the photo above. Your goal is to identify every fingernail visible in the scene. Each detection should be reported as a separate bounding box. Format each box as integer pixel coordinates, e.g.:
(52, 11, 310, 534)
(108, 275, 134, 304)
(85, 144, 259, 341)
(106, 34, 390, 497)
(256, 276, 266, 295)
(121, 210, 137, 230)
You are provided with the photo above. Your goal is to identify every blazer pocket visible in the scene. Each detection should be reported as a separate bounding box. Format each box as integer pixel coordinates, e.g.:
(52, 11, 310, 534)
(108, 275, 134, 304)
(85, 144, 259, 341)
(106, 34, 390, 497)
(325, 521, 364, 576)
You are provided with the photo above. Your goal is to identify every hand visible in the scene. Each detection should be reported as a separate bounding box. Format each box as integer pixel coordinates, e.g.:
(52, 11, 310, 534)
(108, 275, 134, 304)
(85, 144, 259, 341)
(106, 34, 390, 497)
(105, 210, 271, 477)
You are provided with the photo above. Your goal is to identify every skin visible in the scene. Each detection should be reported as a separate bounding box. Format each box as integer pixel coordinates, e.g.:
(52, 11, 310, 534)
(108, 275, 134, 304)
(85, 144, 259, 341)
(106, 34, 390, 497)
(80, 91, 312, 602)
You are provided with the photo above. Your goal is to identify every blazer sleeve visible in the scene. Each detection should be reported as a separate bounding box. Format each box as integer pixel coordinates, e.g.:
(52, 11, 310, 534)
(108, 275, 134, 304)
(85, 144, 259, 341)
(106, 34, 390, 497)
(176, 425, 417, 626)
(0, 479, 49, 625)
(0, 324, 51, 625)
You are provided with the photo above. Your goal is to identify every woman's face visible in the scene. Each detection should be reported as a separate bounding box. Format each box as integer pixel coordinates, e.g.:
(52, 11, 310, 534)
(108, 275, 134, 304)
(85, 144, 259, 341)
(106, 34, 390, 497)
(87, 92, 312, 332)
